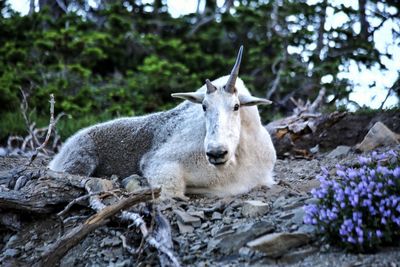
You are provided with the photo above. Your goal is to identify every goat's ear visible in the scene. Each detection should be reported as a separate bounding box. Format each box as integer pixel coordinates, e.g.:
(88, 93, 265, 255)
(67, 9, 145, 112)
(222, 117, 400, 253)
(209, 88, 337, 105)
(239, 94, 272, 106)
(171, 92, 205, 103)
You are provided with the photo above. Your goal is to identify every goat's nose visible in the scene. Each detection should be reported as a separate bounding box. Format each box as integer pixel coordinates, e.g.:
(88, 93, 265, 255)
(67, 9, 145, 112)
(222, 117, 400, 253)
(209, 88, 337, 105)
(206, 149, 228, 160)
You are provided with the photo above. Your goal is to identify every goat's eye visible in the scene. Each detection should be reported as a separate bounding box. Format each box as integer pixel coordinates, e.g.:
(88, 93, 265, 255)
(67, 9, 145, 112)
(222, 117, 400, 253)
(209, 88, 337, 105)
(233, 104, 240, 111)
(202, 104, 207, 112)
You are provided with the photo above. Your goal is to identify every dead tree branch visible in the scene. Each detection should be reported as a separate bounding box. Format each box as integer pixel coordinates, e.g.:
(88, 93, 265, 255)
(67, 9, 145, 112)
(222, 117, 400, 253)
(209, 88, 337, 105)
(20, 89, 41, 149)
(0, 168, 111, 213)
(84, 184, 180, 267)
(8, 92, 64, 158)
(57, 190, 120, 218)
(28, 94, 56, 164)
(379, 86, 394, 110)
(38, 188, 160, 267)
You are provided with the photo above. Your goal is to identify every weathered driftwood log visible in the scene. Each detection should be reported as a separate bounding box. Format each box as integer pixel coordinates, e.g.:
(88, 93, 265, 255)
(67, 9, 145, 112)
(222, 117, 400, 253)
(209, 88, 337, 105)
(0, 168, 110, 213)
(266, 109, 400, 158)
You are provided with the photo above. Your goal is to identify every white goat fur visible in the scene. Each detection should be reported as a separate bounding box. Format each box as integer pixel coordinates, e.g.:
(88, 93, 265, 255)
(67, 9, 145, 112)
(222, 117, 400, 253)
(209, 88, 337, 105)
(49, 75, 276, 198)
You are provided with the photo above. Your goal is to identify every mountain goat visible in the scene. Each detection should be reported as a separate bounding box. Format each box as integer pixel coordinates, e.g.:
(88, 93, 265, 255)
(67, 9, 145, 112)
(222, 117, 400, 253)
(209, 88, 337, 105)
(49, 46, 276, 198)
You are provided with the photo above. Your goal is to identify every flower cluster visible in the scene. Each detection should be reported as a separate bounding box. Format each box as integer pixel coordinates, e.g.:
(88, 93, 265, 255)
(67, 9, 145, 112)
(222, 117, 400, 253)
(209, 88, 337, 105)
(304, 149, 400, 251)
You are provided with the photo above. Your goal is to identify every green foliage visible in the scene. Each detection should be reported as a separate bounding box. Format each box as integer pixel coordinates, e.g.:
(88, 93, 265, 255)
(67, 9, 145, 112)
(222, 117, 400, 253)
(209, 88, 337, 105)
(0, 0, 397, 141)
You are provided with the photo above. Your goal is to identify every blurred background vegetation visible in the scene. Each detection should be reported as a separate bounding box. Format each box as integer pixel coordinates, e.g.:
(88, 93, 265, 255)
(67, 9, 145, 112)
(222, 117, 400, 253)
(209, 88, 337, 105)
(0, 0, 399, 142)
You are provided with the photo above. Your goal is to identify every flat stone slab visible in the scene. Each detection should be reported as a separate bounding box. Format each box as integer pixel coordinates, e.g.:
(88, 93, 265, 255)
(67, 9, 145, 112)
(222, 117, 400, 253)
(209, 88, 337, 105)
(174, 209, 201, 227)
(327, 145, 351, 158)
(241, 200, 270, 217)
(247, 232, 311, 258)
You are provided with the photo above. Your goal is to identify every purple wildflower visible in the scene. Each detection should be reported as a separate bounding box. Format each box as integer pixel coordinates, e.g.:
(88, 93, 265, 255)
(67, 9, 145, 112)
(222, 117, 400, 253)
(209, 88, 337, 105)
(303, 149, 400, 251)
(376, 230, 383, 238)
(394, 167, 400, 178)
(358, 156, 371, 165)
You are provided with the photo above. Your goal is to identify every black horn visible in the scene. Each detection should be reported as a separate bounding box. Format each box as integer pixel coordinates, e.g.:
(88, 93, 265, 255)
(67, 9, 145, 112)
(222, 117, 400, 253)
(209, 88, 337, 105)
(225, 45, 243, 93)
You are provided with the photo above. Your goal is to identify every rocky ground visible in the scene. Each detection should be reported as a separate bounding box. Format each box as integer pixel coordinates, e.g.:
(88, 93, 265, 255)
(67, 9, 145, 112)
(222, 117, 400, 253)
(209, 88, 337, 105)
(1, 146, 400, 267)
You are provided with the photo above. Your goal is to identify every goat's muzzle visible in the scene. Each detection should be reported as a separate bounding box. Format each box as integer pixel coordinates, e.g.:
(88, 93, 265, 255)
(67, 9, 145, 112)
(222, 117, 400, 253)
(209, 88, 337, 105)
(206, 148, 228, 165)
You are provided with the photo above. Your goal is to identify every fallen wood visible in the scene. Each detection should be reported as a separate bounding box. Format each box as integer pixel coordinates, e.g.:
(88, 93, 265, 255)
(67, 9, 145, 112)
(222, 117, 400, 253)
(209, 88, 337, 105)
(57, 190, 120, 218)
(84, 184, 180, 267)
(266, 110, 400, 157)
(38, 188, 160, 267)
(266, 111, 346, 158)
(153, 211, 176, 267)
(0, 168, 114, 213)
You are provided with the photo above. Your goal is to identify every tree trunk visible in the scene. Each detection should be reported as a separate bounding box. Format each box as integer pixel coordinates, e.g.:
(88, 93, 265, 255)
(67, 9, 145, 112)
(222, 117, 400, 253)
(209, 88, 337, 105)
(315, 0, 327, 60)
(358, 0, 369, 40)
(38, 0, 66, 19)
(29, 0, 35, 14)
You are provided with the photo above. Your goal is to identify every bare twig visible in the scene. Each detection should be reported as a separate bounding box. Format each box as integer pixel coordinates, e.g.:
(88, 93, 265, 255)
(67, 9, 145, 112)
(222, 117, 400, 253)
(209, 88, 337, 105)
(6, 136, 24, 150)
(55, 0, 68, 13)
(267, 64, 282, 99)
(119, 234, 136, 254)
(290, 87, 326, 115)
(63, 215, 90, 224)
(8, 92, 63, 157)
(57, 190, 118, 218)
(379, 86, 394, 110)
(187, 15, 216, 37)
(153, 211, 176, 267)
(28, 94, 56, 164)
(20, 89, 41, 149)
(309, 87, 326, 113)
(119, 210, 181, 267)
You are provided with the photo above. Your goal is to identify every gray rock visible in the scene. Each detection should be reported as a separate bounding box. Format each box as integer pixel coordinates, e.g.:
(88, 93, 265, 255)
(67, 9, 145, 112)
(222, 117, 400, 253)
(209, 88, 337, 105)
(100, 236, 121, 247)
(113, 260, 131, 267)
(279, 211, 295, 220)
(188, 211, 205, 220)
(24, 241, 35, 252)
(287, 207, 306, 226)
(305, 198, 319, 205)
(309, 144, 319, 154)
(247, 232, 311, 258)
(0, 147, 7, 156)
(280, 246, 318, 263)
(327, 145, 351, 158)
(222, 216, 233, 224)
(3, 248, 20, 257)
(297, 224, 316, 234)
(14, 175, 28, 190)
(174, 209, 201, 227)
(209, 221, 275, 254)
(214, 229, 235, 239)
(281, 197, 307, 210)
(190, 244, 202, 251)
(4, 235, 18, 248)
(211, 212, 222, 220)
(356, 121, 399, 152)
(238, 247, 255, 258)
(177, 220, 194, 234)
(210, 226, 220, 237)
(121, 174, 149, 192)
(241, 200, 270, 217)
(273, 196, 286, 210)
